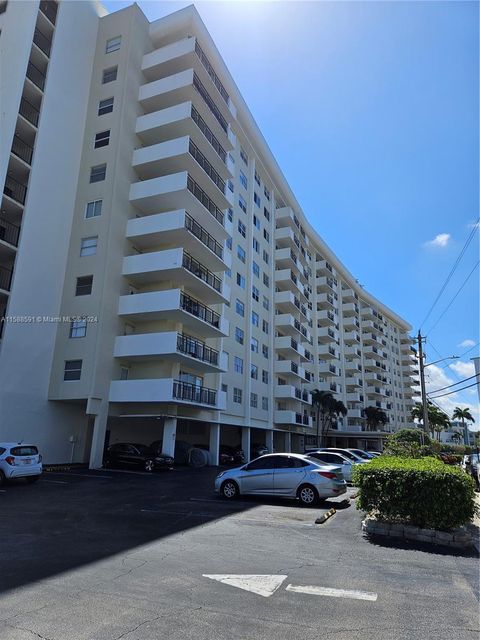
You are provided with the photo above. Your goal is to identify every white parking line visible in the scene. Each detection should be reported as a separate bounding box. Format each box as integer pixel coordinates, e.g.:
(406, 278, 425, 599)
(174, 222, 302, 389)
(48, 472, 111, 479)
(41, 480, 69, 484)
(286, 584, 378, 601)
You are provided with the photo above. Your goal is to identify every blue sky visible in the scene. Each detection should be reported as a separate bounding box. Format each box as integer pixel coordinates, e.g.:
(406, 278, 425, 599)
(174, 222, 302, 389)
(104, 0, 479, 426)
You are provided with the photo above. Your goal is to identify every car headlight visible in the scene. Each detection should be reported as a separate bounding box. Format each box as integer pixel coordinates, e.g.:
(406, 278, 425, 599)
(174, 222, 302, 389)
(216, 471, 226, 479)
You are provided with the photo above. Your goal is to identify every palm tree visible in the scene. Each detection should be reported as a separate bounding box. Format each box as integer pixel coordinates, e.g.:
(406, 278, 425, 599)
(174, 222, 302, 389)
(452, 407, 475, 445)
(451, 431, 462, 444)
(311, 390, 347, 447)
(411, 402, 450, 438)
(362, 406, 388, 432)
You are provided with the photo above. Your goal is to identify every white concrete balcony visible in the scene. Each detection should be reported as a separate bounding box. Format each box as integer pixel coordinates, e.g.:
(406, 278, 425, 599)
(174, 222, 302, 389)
(401, 352, 417, 366)
(275, 206, 301, 231)
(346, 392, 363, 403)
(315, 259, 335, 277)
(362, 320, 385, 334)
(118, 289, 229, 338)
(126, 210, 230, 272)
(362, 332, 384, 347)
(109, 377, 226, 410)
(343, 316, 360, 331)
(361, 306, 377, 321)
(317, 344, 339, 360)
(274, 313, 312, 343)
(317, 292, 338, 310)
(132, 136, 233, 210)
(113, 331, 228, 373)
(344, 345, 362, 359)
(348, 408, 364, 420)
(363, 344, 388, 360)
(316, 309, 336, 326)
(275, 290, 310, 321)
(345, 377, 363, 389)
(274, 410, 312, 428)
(364, 359, 388, 372)
(275, 247, 299, 272)
(317, 381, 341, 394)
(122, 248, 229, 304)
(403, 376, 420, 387)
(317, 326, 339, 344)
(318, 362, 340, 377)
(316, 276, 338, 293)
(129, 171, 228, 241)
(275, 269, 306, 300)
(274, 385, 311, 404)
(344, 360, 362, 374)
(341, 287, 358, 303)
(402, 364, 419, 376)
(342, 302, 359, 316)
(400, 333, 415, 345)
(274, 226, 303, 253)
(275, 335, 307, 360)
(274, 359, 307, 381)
(343, 331, 361, 345)
(366, 385, 388, 397)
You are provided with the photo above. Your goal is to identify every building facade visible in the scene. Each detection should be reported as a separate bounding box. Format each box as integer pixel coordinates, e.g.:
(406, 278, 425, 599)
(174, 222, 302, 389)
(0, 0, 418, 466)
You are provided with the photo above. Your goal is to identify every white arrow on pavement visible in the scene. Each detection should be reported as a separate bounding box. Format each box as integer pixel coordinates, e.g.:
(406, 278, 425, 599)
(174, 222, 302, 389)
(202, 574, 288, 598)
(286, 584, 378, 601)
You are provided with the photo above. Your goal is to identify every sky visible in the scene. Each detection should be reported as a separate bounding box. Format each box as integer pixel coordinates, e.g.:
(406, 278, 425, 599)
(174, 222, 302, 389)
(104, 0, 479, 429)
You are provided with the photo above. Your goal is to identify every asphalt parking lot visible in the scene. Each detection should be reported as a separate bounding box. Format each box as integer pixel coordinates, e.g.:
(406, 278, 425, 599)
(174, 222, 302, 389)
(0, 467, 478, 640)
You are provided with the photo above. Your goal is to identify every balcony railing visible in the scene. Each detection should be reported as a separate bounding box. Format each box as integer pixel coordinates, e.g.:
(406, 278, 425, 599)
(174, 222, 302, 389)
(184, 213, 223, 259)
(33, 28, 52, 56)
(194, 41, 229, 105)
(191, 105, 226, 164)
(188, 139, 226, 194)
(295, 413, 310, 426)
(173, 379, 217, 406)
(11, 136, 33, 165)
(192, 72, 228, 133)
(182, 251, 221, 292)
(0, 216, 20, 247)
(19, 98, 40, 127)
(186, 174, 224, 226)
(26, 62, 46, 91)
(39, 0, 58, 25)
(3, 175, 27, 205)
(0, 266, 12, 292)
(177, 333, 219, 366)
(180, 291, 220, 329)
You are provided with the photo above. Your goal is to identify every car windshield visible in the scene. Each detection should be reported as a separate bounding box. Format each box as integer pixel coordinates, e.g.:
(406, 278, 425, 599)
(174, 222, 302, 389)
(349, 449, 372, 459)
(10, 446, 38, 456)
(134, 444, 150, 454)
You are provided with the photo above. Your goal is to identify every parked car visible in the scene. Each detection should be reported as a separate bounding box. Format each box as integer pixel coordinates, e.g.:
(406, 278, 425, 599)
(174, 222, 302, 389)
(367, 451, 382, 457)
(104, 443, 174, 472)
(347, 448, 376, 460)
(194, 444, 235, 466)
(219, 444, 245, 465)
(251, 443, 269, 459)
(0, 443, 42, 486)
(305, 450, 357, 482)
(309, 447, 369, 464)
(215, 453, 347, 505)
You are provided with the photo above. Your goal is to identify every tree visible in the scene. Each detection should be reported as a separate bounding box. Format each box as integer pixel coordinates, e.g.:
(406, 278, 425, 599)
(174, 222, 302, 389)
(362, 406, 388, 431)
(410, 401, 450, 438)
(383, 428, 433, 458)
(452, 407, 475, 444)
(311, 390, 347, 447)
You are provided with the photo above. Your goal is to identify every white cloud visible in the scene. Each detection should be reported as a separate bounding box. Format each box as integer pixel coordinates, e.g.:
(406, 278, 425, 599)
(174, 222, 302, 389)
(459, 339, 476, 348)
(424, 364, 479, 429)
(424, 233, 450, 248)
(449, 361, 476, 378)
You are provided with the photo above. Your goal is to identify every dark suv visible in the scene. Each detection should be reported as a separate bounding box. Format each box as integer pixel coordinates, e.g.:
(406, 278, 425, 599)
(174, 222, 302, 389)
(104, 443, 174, 472)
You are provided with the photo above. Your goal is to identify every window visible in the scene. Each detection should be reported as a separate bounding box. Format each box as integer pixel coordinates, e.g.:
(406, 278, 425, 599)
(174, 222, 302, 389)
(102, 66, 117, 84)
(75, 275, 93, 296)
(234, 356, 244, 374)
(228, 180, 234, 193)
(251, 364, 258, 379)
(263, 228, 270, 243)
(251, 337, 258, 353)
(80, 236, 98, 257)
(262, 369, 269, 384)
(85, 200, 102, 218)
(227, 208, 233, 222)
(64, 360, 82, 381)
(238, 220, 246, 237)
(250, 392, 258, 408)
(252, 285, 259, 301)
(254, 170, 261, 186)
(236, 273, 245, 289)
(237, 244, 246, 263)
(262, 319, 269, 334)
(235, 327, 244, 344)
(240, 147, 248, 165)
(239, 195, 247, 214)
(94, 130, 110, 148)
(235, 299, 245, 317)
(252, 261, 260, 278)
(262, 396, 269, 410)
(225, 268, 231, 278)
(90, 164, 106, 183)
(263, 250, 269, 264)
(221, 383, 228, 393)
(263, 206, 270, 221)
(263, 273, 270, 287)
(106, 36, 121, 53)
(228, 152, 235, 164)
(226, 238, 232, 250)
(69, 319, 87, 338)
(262, 295, 269, 311)
(252, 238, 259, 253)
(246, 457, 275, 471)
(233, 388, 242, 403)
(252, 311, 259, 326)
(240, 171, 248, 189)
(264, 186, 270, 201)
(120, 367, 129, 380)
(253, 214, 260, 230)
(262, 344, 269, 358)
(254, 192, 260, 208)
(98, 97, 114, 115)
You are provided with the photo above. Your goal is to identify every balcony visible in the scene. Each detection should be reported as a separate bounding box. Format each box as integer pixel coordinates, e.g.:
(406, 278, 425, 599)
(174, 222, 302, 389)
(316, 309, 336, 326)
(275, 410, 312, 428)
(18, 98, 40, 128)
(275, 269, 306, 299)
(275, 335, 306, 360)
(317, 292, 337, 310)
(364, 359, 387, 372)
(3, 175, 27, 207)
(400, 333, 415, 345)
(317, 326, 338, 344)
(344, 345, 362, 359)
(274, 314, 311, 343)
(342, 302, 359, 316)
(341, 288, 358, 303)
(318, 362, 340, 377)
(343, 315, 360, 330)
(366, 386, 387, 397)
(122, 248, 229, 304)
(363, 345, 388, 361)
(274, 290, 310, 321)
(346, 392, 363, 403)
(26, 62, 46, 92)
(317, 381, 341, 394)
(109, 377, 226, 410)
(274, 385, 311, 404)
(114, 331, 227, 373)
(317, 344, 339, 360)
(0, 216, 20, 249)
(126, 210, 228, 272)
(118, 289, 229, 337)
(343, 331, 361, 345)
(274, 360, 307, 381)
(344, 360, 362, 374)
(275, 206, 301, 231)
(316, 259, 335, 277)
(275, 226, 304, 257)
(39, 1, 58, 25)
(0, 266, 12, 293)
(345, 377, 362, 389)
(11, 135, 33, 166)
(348, 408, 364, 420)
(316, 276, 337, 293)
(361, 306, 378, 321)
(33, 28, 52, 57)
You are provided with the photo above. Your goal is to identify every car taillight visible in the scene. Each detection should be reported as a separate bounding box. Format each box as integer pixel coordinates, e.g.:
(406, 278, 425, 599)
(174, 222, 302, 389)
(38, 454, 42, 462)
(319, 471, 336, 479)
(5, 456, 15, 466)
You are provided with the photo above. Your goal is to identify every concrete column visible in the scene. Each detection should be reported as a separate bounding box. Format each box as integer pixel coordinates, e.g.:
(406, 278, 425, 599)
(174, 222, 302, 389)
(241, 427, 251, 462)
(284, 431, 291, 453)
(265, 430, 274, 453)
(89, 403, 109, 469)
(209, 423, 220, 466)
(162, 417, 177, 458)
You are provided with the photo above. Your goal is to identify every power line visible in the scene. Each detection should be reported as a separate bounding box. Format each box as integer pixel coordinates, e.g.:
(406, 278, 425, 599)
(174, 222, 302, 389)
(426, 260, 480, 334)
(420, 219, 479, 330)
(429, 381, 479, 399)
(427, 372, 480, 395)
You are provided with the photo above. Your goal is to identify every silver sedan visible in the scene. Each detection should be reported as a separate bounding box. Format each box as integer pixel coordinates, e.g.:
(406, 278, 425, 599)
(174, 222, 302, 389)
(214, 453, 347, 506)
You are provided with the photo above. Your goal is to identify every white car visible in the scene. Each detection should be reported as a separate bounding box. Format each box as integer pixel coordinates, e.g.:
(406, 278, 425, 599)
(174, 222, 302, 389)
(214, 453, 347, 505)
(0, 443, 42, 485)
(305, 450, 358, 482)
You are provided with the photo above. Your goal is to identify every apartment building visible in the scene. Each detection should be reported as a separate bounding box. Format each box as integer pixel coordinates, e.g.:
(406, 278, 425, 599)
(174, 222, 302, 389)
(0, 0, 419, 467)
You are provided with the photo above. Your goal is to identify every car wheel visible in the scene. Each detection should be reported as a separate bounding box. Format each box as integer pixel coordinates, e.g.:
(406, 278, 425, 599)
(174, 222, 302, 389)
(297, 484, 318, 506)
(221, 480, 239, 500)
(144, 459, 154, 472)
(26, 476, 40, 484)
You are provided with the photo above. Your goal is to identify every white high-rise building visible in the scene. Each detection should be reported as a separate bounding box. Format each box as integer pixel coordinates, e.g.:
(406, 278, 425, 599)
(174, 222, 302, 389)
(0, 0, 419, 466)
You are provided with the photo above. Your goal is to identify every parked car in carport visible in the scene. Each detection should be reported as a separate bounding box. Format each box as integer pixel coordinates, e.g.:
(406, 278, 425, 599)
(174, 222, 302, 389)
(251, 443, 269, 459)
(104, 443, 174, 472)
(0, 443, 42, 486)
(305, 450, 357, 482)
(215, 453, 347, 505)
(194, 444, 235, 466)
(219, 444, 245, 465)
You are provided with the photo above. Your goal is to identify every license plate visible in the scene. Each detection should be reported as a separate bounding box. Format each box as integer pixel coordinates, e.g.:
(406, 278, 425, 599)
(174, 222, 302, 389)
(22, 459, 33, 465)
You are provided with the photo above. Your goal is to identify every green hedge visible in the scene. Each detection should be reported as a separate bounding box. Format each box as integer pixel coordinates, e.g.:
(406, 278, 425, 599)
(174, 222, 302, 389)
(352, 456, 476, 531)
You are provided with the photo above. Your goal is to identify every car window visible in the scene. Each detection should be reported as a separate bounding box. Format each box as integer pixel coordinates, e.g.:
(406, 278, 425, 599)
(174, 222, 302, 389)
(10, 446, 38, 456)
(331, 450, 357, 461)
(0, 448, 6, 455)
(290, 457, 310, 468)
(246, 457, 275, 470)
(134, 444, 149, 454)
(272, 456, 294, 469)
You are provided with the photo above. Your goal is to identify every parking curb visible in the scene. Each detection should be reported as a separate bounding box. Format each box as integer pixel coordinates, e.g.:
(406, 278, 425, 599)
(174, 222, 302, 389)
(315, 508, 336, 524)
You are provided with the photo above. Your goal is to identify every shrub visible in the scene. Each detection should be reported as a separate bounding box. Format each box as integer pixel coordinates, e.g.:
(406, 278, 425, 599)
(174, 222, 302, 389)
(352, 456, 476, 531)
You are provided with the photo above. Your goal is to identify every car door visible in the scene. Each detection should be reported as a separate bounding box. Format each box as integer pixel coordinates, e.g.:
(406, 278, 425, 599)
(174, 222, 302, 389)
(237, 457, 276, 494)
(120, 445, 140, 467)
(273, 456, 309, 495)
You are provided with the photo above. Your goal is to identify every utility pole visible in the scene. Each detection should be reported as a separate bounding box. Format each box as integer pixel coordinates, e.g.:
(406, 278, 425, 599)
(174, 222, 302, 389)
(417, 331, 429, 436)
